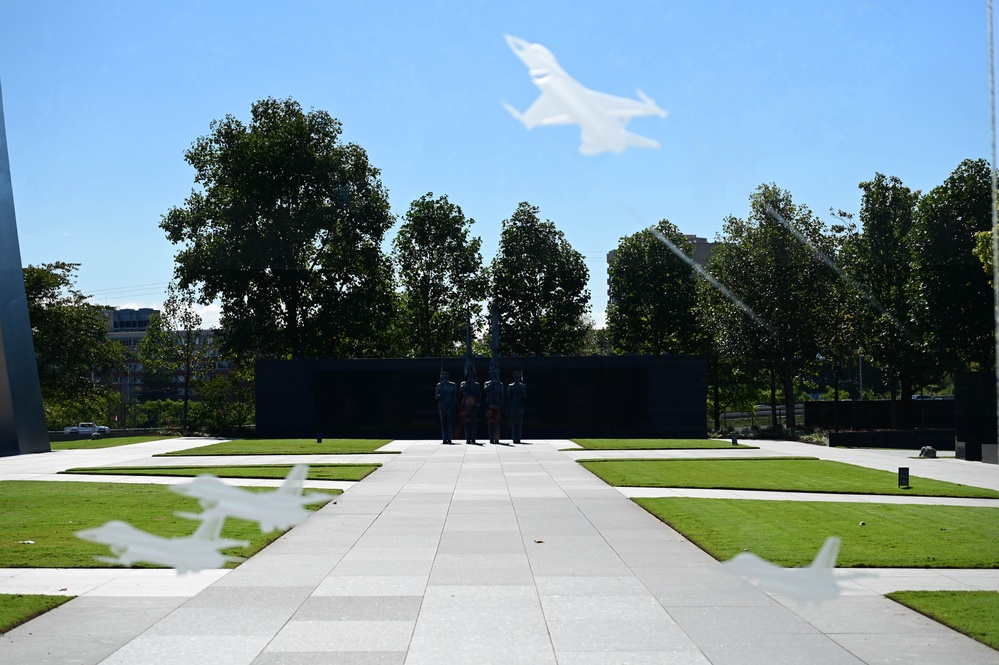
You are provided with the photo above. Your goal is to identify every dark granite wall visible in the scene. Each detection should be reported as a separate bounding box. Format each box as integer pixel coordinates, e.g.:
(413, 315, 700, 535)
(257, 355, 706, 440)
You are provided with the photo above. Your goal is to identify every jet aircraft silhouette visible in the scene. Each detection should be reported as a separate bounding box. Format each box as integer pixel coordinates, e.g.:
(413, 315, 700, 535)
(721, 536, 870, 605)
(76, 513, 247, 574)
(171, 464, 335, 533)
(503, 34, 666, 155)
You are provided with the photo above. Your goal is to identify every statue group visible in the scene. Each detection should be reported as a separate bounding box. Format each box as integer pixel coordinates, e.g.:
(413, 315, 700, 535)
(435, 368, 526, 445)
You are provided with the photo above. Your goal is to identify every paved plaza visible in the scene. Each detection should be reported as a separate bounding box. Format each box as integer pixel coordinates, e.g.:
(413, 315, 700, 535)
(0, 438, 997, 664)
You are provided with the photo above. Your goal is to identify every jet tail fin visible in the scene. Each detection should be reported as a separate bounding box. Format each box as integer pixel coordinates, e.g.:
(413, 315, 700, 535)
(809, 536, 841, 569)
(277, 464, 308, 497)
(191, 513, 226, 542)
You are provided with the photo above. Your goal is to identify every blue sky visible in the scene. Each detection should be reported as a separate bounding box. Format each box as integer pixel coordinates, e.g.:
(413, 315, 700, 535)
(0, 1, 992, 328)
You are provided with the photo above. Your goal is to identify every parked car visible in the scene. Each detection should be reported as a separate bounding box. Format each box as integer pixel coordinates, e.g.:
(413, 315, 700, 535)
(63, 422, 110, 437)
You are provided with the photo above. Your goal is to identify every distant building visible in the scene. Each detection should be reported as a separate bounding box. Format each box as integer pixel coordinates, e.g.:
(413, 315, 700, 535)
(105, 307, 230, 404)
(107, 308, 158, 400)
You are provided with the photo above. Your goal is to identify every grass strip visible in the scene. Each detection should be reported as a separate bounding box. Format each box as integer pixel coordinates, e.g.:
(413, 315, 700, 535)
(51, 436, 171, 450)
(0, 594, 73, 634)
(579, 457, 999, 498)
(887, 591, 999, 651)
(159, 438, 395, 456)
(634, 497, 999, 568)
(568, 438, 757, 450)
(61, 464, 378, 482)
(0, 480, 337, 568)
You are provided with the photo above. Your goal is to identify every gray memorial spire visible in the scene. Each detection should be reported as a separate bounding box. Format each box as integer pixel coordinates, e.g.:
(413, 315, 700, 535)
(0, 81, 50, 455)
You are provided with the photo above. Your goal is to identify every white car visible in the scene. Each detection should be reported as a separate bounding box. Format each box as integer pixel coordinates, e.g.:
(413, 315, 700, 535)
(63, 422, 111, 436)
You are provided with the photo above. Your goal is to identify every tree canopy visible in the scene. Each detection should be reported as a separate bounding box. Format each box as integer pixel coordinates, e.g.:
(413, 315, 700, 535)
(23, 262, 122, 425)
(490, 202, 591, 356)
(911, 158, 995, 372)
(160, 97, 396, 360)
(606, 220, 700, 355)
(392, 193, 486, 357)
(703, 184, 839, 428)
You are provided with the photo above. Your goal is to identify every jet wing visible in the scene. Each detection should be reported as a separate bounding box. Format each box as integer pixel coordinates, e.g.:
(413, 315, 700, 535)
(508, 93, 575, 128)
(587, 89, 662, 119)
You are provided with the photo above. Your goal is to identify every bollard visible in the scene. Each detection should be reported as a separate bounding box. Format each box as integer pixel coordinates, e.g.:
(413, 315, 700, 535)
(731, 434, 738, 446)
(898, 466, 909, 488)
(317, 433, 323, 444)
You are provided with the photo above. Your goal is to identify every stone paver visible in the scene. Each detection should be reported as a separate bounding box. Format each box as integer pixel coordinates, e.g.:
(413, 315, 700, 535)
(0, 439, 996, 664)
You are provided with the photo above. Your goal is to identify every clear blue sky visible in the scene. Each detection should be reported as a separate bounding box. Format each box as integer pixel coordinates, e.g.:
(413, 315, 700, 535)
(0, 1, 991, 327)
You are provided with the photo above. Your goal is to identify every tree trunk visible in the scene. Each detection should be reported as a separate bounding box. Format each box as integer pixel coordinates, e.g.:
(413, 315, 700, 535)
(782, 369, 796, 429)
(712, 383, 721, 431)
(899, 373, 914, 430)
(889, 386, 897, 429)
(769, 372, 778, 429)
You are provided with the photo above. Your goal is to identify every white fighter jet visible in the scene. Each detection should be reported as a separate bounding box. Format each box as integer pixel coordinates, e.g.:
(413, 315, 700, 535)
(171, 464, 335, 533)
(721, 536, 870, 605)
(76, 514, 248, 574)
(503, 34, 667, 155)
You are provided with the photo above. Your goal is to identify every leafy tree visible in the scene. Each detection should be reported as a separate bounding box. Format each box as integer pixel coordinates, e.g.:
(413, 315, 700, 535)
(703, 185, 839, 429)
(490, 202, 591, 356)
(160, 97, 397, 360)
(912, 158, 995, 372)
(845, 174, 933, 427)
(22, 262, 123, 427)
(971, 226, 994, 280)
(138, 284, 212, 429)
(606, 220, 700, 355)
(137, 311, 176, 402)
(392, 193, 487, 357)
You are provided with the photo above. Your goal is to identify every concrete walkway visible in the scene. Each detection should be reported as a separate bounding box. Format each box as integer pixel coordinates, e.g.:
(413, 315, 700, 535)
(1, 439, 997, 664)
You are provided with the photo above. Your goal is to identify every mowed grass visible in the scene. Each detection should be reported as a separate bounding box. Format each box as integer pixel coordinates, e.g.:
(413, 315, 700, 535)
(634, 497, 999, 568)
(61, 464, 379, 481)
(51, 435, 172, 450)
(0, 480, 337, 568)
(569, 439, 757, 450)
(0, 594, 73, 634)
(579, 457, 999, 498)
(159, 438, 394, 456)
(887, 591, 999, 651)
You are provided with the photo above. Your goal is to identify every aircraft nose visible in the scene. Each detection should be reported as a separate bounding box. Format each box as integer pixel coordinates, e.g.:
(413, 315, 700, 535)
(505, 34, 530, 54)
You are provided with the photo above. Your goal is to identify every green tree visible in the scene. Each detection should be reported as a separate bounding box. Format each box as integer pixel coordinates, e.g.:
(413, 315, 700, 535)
(392, 193, 487, 357)
(912, 158, 995, 372)
(137, 311, 176, 402)
(138, 284, 213, 429)
(160, 97, 397, 360)
(606, 220, 700, 355)
(846, 174, 935, 427)
(703, 185, 839, 429)
(22, 262, 123, 427)
(490, 202, 591, 356)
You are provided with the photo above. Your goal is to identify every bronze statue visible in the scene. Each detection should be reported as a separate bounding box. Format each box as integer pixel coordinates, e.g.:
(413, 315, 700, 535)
(507, 370, 527, 444)
(435, 370, 458, 444)
(459, 368, 482, 445)
(483, 367, 505, 444)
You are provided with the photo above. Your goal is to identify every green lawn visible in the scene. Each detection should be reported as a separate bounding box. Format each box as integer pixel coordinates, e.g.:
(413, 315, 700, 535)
(579, 457, 999, 498)
(159, 438, 395, 456)
(61, 464, 379, 482)
(634, 497, 999, 568)
(0, 594, 73, 634)
(50, 435, 172, 450)
(887, 591, 999, 651)
(569, 438, 757, 450)
(0, 480, 337, 568)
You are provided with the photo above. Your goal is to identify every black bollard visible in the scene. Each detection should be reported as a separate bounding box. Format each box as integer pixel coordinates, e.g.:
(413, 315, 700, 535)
(317, 433, 323, 444)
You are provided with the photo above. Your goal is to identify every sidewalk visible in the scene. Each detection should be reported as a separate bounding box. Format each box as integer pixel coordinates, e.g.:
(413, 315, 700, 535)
(1, 440, 996, 664)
